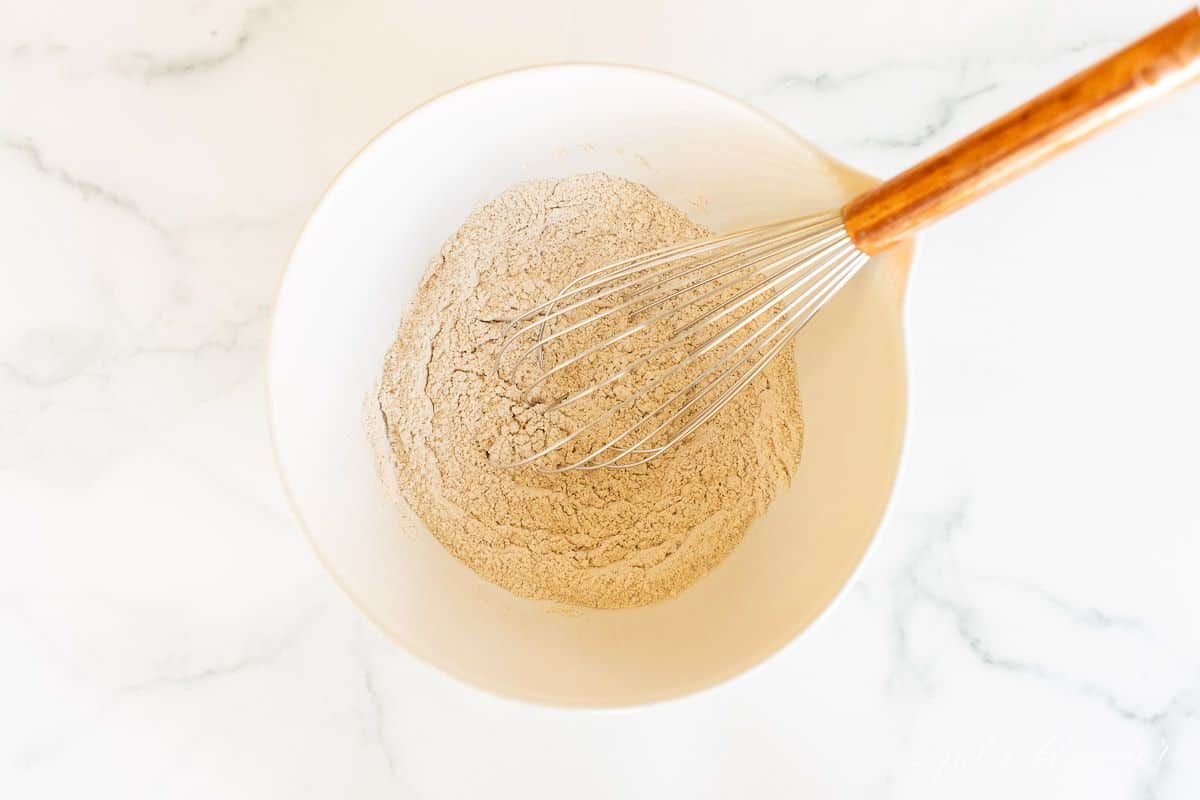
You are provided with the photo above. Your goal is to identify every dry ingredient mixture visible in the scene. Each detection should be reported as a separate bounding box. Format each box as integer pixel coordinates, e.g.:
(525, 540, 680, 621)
(371, 173, 804, 609)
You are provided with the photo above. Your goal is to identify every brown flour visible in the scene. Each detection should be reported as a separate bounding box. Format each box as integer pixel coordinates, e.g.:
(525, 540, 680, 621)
(373, 173, 804, 608)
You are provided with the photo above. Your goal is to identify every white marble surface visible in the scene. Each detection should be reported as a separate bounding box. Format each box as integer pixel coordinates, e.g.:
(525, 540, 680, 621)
(3, 0, 1200, 796)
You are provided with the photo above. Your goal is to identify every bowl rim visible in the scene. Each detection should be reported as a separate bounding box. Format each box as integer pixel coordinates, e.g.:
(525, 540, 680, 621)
(265, 61, 919, 709)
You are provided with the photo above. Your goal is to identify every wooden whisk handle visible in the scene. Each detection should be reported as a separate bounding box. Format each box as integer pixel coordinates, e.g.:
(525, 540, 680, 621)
(842, 7, 1200, 255)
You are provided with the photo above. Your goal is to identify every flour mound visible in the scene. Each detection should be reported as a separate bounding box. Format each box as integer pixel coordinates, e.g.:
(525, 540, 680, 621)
(374, 173, 803, 609)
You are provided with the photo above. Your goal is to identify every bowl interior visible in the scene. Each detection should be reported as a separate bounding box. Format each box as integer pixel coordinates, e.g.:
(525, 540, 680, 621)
(269, 65, 913, 706)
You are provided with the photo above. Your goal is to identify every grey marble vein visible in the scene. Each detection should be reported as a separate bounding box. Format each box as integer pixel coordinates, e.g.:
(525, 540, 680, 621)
(356, 630, 399, 779)
(895, 496, 1200, 798)
(0, 357, 87, 390)
(122, 1, 291, 80)
(850, 82, 1000, 150)
(8, 41, 69, 60)
(125, 303, 272, 360)
(0, 136, 168, 235)
(756, 37, 1123, 152)
(0, 303, 268, 407)
(887, 496, 970, 692)
(761, 37, 1122, 99)
(119, 607, 322, 694)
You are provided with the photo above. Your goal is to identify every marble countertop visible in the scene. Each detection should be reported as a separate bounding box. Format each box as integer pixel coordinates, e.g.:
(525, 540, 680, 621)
(4, 1, 1200, 797)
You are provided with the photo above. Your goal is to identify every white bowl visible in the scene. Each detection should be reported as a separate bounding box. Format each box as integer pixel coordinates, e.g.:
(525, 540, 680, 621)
(268, 64, 914, 707)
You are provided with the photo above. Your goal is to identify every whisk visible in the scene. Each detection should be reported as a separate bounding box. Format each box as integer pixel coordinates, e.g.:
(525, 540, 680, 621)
(497, 8, 1200, 472)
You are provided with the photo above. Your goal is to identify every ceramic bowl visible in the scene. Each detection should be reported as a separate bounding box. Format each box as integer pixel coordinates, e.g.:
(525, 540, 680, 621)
(268, 64, 914, 706)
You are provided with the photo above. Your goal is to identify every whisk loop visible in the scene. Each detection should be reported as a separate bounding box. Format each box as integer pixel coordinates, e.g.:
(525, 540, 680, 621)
(493, 211, 869, 471)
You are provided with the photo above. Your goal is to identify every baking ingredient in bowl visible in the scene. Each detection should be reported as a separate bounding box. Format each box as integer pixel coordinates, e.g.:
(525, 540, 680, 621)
(370, 173, 803, 609)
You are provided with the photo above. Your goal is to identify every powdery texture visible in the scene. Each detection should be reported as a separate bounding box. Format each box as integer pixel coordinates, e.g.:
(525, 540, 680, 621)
(375, 173, 803, 609)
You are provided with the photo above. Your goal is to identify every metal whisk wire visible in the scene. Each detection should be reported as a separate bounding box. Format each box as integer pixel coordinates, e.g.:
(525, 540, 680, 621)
(493, 211, 868, 471)
(497, 217, 824, 382)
